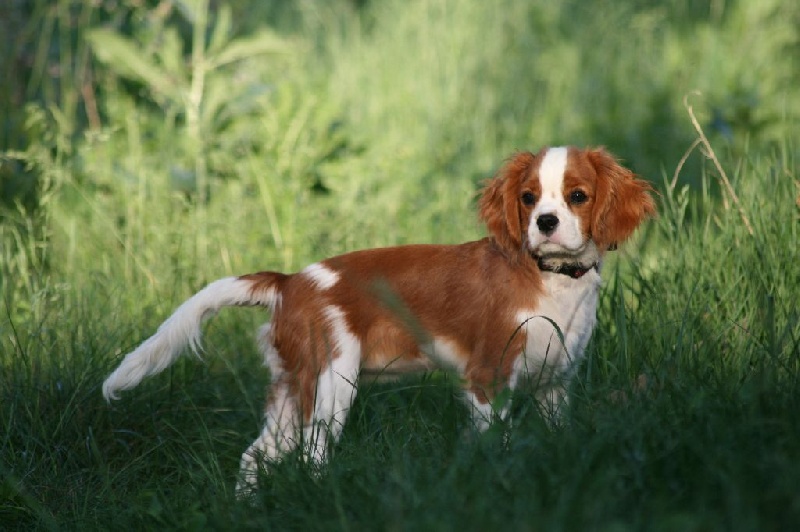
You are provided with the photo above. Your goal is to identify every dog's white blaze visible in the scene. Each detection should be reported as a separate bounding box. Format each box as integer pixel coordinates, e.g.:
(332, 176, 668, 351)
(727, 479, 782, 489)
(538, 146, 568, 201)
(304, 305, 362, 464)
(302, 263, 340, 290)
(528, 146, 587, 253)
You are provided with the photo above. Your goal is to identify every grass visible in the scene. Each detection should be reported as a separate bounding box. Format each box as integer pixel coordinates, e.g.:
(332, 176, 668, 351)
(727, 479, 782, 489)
(2, 0, 800, 529)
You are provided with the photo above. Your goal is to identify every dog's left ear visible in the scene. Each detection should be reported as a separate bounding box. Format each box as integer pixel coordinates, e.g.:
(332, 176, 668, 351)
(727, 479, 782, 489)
(588, 148, 656, 251)
(479, 152, 535, 252)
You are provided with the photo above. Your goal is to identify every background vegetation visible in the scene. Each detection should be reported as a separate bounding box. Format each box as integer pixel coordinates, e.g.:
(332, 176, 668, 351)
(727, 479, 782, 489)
(1, 0, 798, 529)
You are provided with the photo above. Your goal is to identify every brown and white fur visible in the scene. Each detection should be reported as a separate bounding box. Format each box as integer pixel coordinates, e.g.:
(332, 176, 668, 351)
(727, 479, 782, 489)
(102, 146, 655, 496)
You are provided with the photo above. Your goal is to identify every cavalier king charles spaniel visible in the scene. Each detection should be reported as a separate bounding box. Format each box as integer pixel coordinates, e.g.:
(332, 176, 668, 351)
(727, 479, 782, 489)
(103, 146, 655, 495)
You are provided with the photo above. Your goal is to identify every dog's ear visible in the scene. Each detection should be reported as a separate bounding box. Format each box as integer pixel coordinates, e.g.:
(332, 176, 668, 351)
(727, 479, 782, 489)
(479, 152, 535, 252)
(588, 148, 656, 251)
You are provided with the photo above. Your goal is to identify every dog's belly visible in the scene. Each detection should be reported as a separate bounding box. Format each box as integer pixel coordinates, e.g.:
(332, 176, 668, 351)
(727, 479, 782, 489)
(360, 333, 468, 380)
(359, 357, 437, 382)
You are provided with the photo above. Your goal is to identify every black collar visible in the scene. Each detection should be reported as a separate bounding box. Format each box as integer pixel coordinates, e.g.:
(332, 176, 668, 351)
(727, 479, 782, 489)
(536, 258, 598, 279)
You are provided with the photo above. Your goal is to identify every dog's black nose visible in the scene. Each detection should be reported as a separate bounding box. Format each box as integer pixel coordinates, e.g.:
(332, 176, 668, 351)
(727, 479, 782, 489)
(536, 213, 559, 234)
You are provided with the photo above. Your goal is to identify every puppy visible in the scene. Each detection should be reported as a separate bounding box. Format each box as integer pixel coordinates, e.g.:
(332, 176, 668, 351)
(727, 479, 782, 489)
(103, 146, 655, 495)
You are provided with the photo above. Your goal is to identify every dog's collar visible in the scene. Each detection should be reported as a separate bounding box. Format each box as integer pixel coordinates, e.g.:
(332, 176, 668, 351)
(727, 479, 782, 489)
(535, 258, 599, 279)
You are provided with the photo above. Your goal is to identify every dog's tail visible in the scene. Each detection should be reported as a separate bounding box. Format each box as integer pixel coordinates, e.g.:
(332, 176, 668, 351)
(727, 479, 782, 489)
(103, 272, 284, 401)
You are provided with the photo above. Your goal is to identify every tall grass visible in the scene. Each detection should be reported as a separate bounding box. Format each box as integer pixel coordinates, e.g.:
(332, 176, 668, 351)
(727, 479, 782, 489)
(1, 0, 799, 529)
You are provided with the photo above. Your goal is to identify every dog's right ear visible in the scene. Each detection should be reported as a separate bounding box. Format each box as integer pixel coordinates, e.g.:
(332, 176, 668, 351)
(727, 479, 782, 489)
(479, 152, 535, 253)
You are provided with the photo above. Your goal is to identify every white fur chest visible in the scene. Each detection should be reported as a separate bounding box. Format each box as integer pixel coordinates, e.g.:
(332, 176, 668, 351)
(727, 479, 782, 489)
(511, 269, 601, 386)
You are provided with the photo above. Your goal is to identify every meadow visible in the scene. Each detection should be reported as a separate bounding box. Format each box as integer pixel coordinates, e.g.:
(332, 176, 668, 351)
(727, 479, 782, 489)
(1, 0, 799, 529)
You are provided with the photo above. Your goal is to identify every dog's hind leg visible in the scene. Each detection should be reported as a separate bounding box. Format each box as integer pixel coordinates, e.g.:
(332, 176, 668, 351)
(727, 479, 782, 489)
(302, 306, 361, 466)
(236, 325, 301, 499)
(236, 378, 300, 498)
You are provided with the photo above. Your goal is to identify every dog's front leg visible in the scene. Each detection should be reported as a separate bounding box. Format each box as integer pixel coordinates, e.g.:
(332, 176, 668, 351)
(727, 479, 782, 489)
(463, 386, 511, 432)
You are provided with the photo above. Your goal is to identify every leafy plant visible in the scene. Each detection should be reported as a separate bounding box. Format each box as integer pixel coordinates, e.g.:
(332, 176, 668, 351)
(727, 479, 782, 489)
(86, 0, 291, 201)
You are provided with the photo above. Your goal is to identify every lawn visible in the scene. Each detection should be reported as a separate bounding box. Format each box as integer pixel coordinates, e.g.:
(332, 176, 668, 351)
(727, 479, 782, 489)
(1, 0, 799, 530)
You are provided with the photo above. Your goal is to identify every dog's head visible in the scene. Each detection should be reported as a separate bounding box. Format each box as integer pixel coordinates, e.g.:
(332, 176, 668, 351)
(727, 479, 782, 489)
(479, 146, 655, 265)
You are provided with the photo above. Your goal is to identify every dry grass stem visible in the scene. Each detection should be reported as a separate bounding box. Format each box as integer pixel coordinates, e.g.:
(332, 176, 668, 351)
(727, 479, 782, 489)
(683, 91, 755, 236)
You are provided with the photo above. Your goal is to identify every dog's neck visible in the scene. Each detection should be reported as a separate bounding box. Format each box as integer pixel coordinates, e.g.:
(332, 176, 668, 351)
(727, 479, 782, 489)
(531, 240, 603, 279)
(536, 258, 598, 279)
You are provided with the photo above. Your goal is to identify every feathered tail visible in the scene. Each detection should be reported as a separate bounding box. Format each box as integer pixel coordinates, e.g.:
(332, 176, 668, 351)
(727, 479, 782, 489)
(103, 274, 282, 401)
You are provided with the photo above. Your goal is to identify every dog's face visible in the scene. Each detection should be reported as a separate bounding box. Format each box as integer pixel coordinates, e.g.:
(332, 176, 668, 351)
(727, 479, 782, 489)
(479, 146, 655, 264)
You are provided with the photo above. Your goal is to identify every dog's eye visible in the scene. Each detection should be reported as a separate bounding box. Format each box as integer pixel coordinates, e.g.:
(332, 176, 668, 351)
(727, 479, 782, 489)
(521, 192, 536, 206)
(569, 190, 588, 205)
